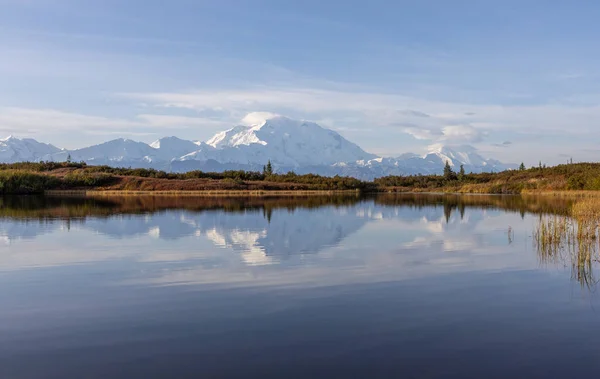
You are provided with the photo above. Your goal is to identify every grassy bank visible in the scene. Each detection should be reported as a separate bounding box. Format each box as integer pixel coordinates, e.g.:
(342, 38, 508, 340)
(378, 162, 600, 194)
(0, 162, 376, 194)
(3, 161, 600, 194)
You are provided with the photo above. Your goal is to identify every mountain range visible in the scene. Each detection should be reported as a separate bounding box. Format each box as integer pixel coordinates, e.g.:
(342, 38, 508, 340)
(0, 115, 514, 179)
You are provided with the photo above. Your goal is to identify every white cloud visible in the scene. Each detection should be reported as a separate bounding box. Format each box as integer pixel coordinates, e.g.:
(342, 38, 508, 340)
(122, 86, 600, 142)
(441, 124, 484, 143)
(136, 114, 229, 128)
(0, 107, 139, 133)
(0, 107, 228, 137)
(4, 84, 600, 163)
(403, 124, 482, 143)
(403, 126, 442, 140)
(119, 85, 600, 164)
(240, 111, 280, 126)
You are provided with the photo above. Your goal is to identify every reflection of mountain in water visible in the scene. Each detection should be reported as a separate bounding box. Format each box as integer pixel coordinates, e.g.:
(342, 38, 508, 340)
(0, 219, 62, 244)
(0, 194, 574, 262)
(79, 207, 369, 264)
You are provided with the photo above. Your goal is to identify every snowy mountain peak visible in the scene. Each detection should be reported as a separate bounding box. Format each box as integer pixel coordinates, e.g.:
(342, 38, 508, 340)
(207, 115, 311, 149)
(206, 124, 266, 149)
(150, 136, 198, 149)
(196, 115, 377, 167)
(0, 117, 514, 177)
(0, 135, 61, 163)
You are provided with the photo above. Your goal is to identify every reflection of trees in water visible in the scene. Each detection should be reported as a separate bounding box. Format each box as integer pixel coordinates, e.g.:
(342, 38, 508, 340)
(535, 215, 600, 289)
(2, 192, 595, 273)
(376, 193, 573, 222)
(0, 193, 576, 221)
(442, 202, 466, 223)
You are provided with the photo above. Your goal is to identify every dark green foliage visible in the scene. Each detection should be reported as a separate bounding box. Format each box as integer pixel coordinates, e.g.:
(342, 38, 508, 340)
(443, 161, 457, 181)
(62, 172, 115, 187)
(0, 162, 377, 192)
(0, 171, 61, 194)
(519, 162, 526, 171)
(5, 161, 600, 194)
(266, 172, 377, 191)
(567, 174, 585, 190)
(0, 161, 87, 172)
(81, 164, 374, 191)
(0, 170, 118, 194)
(374, 174, 447, 189)
(458, 164, 465, 181)
(263, 160, 273, 176)
(377, 162, 600, 193)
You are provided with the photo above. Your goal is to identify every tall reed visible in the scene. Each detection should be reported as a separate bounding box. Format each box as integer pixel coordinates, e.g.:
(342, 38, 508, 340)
(535, 198, 600, 288)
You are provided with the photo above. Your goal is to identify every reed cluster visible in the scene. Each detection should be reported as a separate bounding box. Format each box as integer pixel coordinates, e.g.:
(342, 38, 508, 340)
(535, 198, 600, 288)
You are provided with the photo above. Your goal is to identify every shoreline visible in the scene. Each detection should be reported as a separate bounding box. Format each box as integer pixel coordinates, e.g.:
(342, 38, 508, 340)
(41, 189, 600, 197)
(4, 161, 600, 196)
(45, 189, 366, 197)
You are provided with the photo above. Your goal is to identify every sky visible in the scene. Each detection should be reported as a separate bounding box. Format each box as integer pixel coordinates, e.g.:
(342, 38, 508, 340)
(1, 0, 600, 165)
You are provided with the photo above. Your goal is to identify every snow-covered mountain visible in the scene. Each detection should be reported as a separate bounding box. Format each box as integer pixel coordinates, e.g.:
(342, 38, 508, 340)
(179, 116, 377, 167)
(1, 114, 514, 177)
(425, 144, 493, 168)
(0, 136, 61, 163)
(150, 136, 201, 160)
(49, 138, 160, 168)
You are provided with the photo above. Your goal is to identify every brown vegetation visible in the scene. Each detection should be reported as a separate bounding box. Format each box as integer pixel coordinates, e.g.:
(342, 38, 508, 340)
(3, 161, 600, 194)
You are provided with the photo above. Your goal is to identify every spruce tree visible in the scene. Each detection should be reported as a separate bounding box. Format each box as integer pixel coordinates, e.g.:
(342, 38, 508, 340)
(443, 161, 456, 181)
(458, 164, 465, 181)
(264, 160, 273, 176)
(519, 162, 525, 171)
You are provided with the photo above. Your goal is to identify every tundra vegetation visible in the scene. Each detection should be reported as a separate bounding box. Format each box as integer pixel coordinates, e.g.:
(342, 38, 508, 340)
(2, 160, 600, 194)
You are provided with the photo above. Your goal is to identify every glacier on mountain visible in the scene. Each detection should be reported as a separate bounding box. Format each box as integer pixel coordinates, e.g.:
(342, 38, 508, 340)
(0, 114, 514, 178)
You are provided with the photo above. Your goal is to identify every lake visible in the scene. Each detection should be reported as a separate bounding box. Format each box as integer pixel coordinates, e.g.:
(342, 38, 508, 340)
(1, 194, 599, 378)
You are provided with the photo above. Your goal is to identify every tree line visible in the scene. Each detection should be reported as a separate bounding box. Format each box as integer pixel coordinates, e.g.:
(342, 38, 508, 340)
(1, 159, 600, 194)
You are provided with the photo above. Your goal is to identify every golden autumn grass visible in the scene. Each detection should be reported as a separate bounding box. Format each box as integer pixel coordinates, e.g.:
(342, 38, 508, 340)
(535, 197, 600, 287)
(6, 161, 600, 195)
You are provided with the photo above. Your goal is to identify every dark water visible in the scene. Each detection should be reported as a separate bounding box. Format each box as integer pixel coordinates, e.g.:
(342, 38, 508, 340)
(1, 194, 599, 378)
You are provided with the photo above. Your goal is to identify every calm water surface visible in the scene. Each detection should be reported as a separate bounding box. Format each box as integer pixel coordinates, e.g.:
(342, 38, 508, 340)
(0, 194, 599, 378)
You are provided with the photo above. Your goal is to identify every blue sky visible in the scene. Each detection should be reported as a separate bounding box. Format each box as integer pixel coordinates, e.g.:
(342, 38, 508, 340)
(1, 0, 600, 164)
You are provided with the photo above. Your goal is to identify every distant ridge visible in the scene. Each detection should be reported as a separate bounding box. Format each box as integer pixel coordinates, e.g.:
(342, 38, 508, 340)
(0, 114, 514, 178)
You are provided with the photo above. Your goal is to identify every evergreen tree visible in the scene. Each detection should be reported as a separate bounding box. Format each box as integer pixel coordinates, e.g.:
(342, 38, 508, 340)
(263, 160, 273, 176)
(458, 164, 465, 181)
(443, 161, 456, 181)
(519, 162, 526, 171)
(66, 154, 72, 163)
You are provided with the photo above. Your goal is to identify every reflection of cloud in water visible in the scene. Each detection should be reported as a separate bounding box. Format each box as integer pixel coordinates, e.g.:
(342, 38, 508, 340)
(0, 206, 371, 263)
(0, 200, 533, 286)
(0, 219, 62, 243)
(206, 228, 273, 266)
